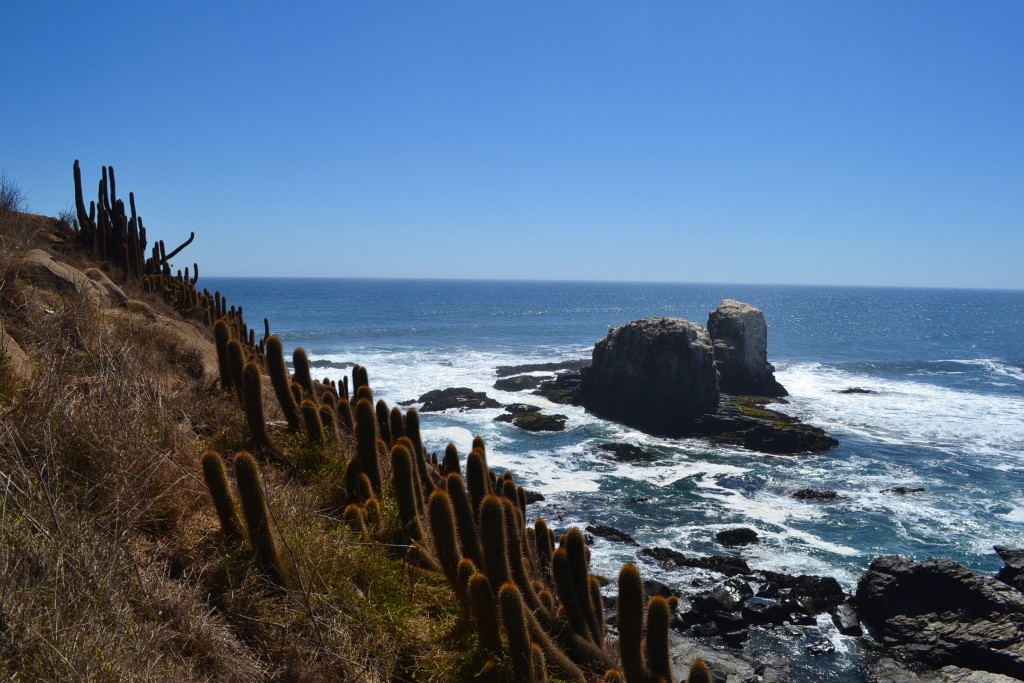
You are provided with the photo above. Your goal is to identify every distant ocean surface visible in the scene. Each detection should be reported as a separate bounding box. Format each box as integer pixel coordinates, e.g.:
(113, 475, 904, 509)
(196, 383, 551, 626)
(205, 277, 1024, 679)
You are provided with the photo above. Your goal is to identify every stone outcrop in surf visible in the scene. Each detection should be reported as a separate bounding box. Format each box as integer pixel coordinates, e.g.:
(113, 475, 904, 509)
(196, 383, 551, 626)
(578, 317, 720, 436)
(707, 299, 787, 397)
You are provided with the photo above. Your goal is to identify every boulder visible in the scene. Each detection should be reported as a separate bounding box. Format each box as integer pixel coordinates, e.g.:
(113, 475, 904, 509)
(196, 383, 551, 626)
(494, 410, 567, 432)
(995, 546, 1024, 592)
(579, 317, 719, 436)
(792, 488, 843, 502)
(0, 321, 33, 384)
(416, 387, 502, 412)
(716, 528, 760, 547)
(534, 371, 582, 405)
(585, 524, 639, 546)
(83, 267, 127, 304)
(707, 300, 787, 397)
(20, 249, 113, 307)
(855, 555, 1024, 678)
(641, 547, 751, 577)
(493, 375, 543, 392)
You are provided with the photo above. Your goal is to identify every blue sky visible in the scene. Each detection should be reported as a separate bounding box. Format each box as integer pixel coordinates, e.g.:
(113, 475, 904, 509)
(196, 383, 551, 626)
(3, 2, 1022, 288)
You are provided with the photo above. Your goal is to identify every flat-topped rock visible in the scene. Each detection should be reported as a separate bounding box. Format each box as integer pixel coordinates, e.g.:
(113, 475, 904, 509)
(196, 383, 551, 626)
(416, 387, 501, 412)
(707, 299, 787, 397)
(579, 317, 719, 436)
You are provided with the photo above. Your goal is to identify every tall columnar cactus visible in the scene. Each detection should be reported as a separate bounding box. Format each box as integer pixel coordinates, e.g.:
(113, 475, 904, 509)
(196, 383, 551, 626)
(375, 399, 392, 445)
(301, 399, 325, 446)
(428, 489, 462, 589)
(241, 360, 278, 457)
(201, 451, 244, 541)
(645, 596, 673, 683)
(442, 442, 460, 475)
(234, 451, 289, 588)
(226, 339, 246, 399)
(553, 547, 592, 643)
(213, 320, 233, 391)
(389, 406, 405, 440)
(405, 408, 434, 499)
(478, 494, 511, 592)
(336, 398, 355, 435)
(355, 398, 382, 494)
(292, 348, 314, 398)
(319, 403, 337, 442)
(468, 572, 502, 655)
(616, 563, 645, 683)
(498, 582, 535, 683)
(466, 448, 489, 516)
(686, 659, 713, 683)
(564, 528, 601, 646)
(342, 503, 368, 539)
(446, 473, 484, 570)
(264, 336, 302, 433)
(390, 444, 423, 543)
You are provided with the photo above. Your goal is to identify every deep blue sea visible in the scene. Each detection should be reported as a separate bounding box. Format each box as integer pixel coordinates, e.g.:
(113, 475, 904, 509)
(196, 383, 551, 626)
(206, 277, 1024, 680)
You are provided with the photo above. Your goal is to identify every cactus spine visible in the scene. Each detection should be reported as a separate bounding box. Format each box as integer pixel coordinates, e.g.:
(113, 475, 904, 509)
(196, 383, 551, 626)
(498, 582, 535, 683)
(428, 489, 462, 589)
(241, 360, 278, 457)
(292, 347, 314, 397)
(265, 336, 302, 432)
(301, 399, 325, 445)
(686, 659, 713, 683)
(468, 572, 501, 655)
(478, 494, 511, 593)
(213, 319, 232, 391)
(390, 444, 423, 542)
(355, 398, 382, 494)
(446, 472, 484, 570)
(645, 595, 673, 683)
(617, 563, 645, 683)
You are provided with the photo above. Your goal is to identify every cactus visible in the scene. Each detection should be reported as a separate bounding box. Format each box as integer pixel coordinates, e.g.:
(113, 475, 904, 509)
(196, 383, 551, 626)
(290, 382, 303, 408)
(553, 547, 592, 642)
(241, 360, 278, 457)
(389, 406, 405, 441)
(292, 348, 314, 397)
(686, 659, 713, 683)
(442, 442, 459, 475)
(645, 596, 673, 683)
(456, 557, 477, 608)
(213, 320, 233, 391)
(264, 336, 302, 432)
(355, 385, 374, 404)
(336, 398, 355, 435)
(446, 472, 484, 570)
(391, 444, 423, 542)
(319, 403, 337, 442)
(498, 583, 534, 683)
(468, 572, 501, 655)
(602, 671, 623, 683)
(342, 503, 368, 538)
(201, 451, 244, 541)
(355, 398, 382, 494)
(466, 448, 489, 517)
(531, 642, 547, 683)
(353, 364, 369, 393)
(616, 563, 645, 683)
(589, 576, 607, 644)
(226, 339, 246, 399)
(375, 399, 392, 445)
(478, 494, 511, 592)
(564, 528, 601, 646)
(234, 451, 288, 587)
(404, 408, 434, 499)
(301, 399, 325, 445)
(428, 489, 462, 589)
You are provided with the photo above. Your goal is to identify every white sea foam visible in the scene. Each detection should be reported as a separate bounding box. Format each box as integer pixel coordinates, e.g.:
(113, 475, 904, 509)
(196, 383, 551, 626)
(776, 362, 1024, 459)
(942, 358, 1024, 382)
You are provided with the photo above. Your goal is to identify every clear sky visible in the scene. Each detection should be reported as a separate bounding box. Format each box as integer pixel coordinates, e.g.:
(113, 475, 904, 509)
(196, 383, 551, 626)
(2, 2, 1022, 288)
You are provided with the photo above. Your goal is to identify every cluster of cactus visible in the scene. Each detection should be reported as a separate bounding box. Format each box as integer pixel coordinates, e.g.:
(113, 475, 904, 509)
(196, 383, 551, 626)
(202, 450, 290, 587)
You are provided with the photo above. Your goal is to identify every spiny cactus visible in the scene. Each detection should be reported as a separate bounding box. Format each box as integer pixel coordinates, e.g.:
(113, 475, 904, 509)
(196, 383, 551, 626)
(241, 360, 278, 457)
(342, 503, 368, 538)
(336, 398, 354, 435)
(478, 494, 511, 593)
(428, 489, 462, 589)
(213, 320, 232, 391)
(226, 339, 246, 399)
(498, 582, 534, 683)
(355, 398, 382, 494)
(391, 444, 423, 542)
(201, 451, 244, 541)
(375, 399, 392, 445)
(389, 406, 405, 440)
(468, 572, 502, 655)
(442, 442, 460, 475)
(531, 642, 547, 683)
(564, 528, 601, 646)
(466, 448, 489, 516)
(616, 563, 645, 683)
(686, 659, 713, 683)
(234, 451, 289, 587)
(292, 348, 314, 398)
(319, 403, 337, 441)
(301, 399, 325, 446)
(644, 595, 673, 683)
(446, 472, 484, 570)
(265, 336, 302, 432)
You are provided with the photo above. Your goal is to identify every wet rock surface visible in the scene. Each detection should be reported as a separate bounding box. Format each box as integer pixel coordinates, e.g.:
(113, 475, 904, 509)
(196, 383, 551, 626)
(596, 442, 658, 462)
(716, 528, 760, 547)
(707, 299, 787, 397)
(792, 488, 844, 501)
(415, 387, 502, 412)
(585, 524, 639, 546)
(495, 359, 588, 377)
(493, 374, 543, 391)
(995, 546, 1024, 592)
(494, 409, 567, 431)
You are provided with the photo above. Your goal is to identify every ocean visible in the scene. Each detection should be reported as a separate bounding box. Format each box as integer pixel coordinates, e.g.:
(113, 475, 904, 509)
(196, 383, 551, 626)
(204, 277, 1024, 680)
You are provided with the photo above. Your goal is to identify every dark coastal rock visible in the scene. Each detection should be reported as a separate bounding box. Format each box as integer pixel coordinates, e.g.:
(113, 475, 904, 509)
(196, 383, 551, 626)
(855, 555, 1024, 678)
(597, 443, 658, 462)
(743, 597, 788, 626)
(995, 546, 1024, 592)
(641, 547, 751, 577)
(493, 375, 543, 392)
(579, 317, 719, 436)
(523, 490, 545, 504)
(494, 410, 567, 432)
(838, 386, 875, 394)
(534, 371, 582, 405)
(707, 299, 787, 397)
(716, 528, 760, 547)
(693, 395, 839, 455)
(742, 423, 839, 454)
(416, 387, 502, 412)
(495, 359, 589, 378)
(831, 603, 862, 636)
(309, 359, 352, 370)
(503, 403, 541, 414)
(792, 488, 843, 502)
(757, 571, 846, 614)
(585, 524, 639, 546)
(882, 486, 926, 495)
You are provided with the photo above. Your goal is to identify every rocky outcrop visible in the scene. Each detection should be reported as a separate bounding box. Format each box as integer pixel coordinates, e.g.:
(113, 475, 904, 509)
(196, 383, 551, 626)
(995, 546, 1024, 593)
(0, 320, 33, 384)
(416, 387, 501, 412)
(494, 405, 567, 432)
(579, 317, 719, 436)
(20, 249, 114, 307)
(855, 555, 1024, 678)
(707, 299, 787, 397)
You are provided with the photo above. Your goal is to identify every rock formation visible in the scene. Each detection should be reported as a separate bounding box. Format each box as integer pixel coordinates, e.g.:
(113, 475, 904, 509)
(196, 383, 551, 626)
(578, 317, 719, 436)
(855, 555, 1024, 678)
(707, 299, 787, 397)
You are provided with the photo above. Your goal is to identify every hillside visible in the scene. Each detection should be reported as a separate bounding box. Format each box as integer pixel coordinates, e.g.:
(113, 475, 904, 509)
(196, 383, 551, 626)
(0, 167, 713, 682)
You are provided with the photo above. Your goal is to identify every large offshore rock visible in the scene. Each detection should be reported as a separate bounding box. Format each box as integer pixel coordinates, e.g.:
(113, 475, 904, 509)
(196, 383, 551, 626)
(579, 317, 719, 435)
(855, 555, 1024, 678)
(707, 299, 787, 397)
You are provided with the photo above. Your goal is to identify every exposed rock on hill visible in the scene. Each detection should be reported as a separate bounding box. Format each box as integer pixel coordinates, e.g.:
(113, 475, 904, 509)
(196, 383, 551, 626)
(579, 317, 719, 436)
(707, 299, 787, 397)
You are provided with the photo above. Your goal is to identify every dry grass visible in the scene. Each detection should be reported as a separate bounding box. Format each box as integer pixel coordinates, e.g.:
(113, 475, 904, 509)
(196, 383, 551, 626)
(0, 205, 477, 682)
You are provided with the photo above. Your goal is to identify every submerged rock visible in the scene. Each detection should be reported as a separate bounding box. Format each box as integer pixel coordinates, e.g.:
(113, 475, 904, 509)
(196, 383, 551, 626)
(494, 410, 567, 432)
(585, 524, 639, 546)
(855, 555, 1024, 678)
(716, 528, 760, 547)
(642, 546, 751, 577)
(707, 299, 787, 397)
(882, 486, 926, 495)
(596, 443, 658, 462)
(493, 375, 543, 392)
(792, 488, 843, 502)
(579, 317, 719, 436)
(495, 359, 588, 377)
